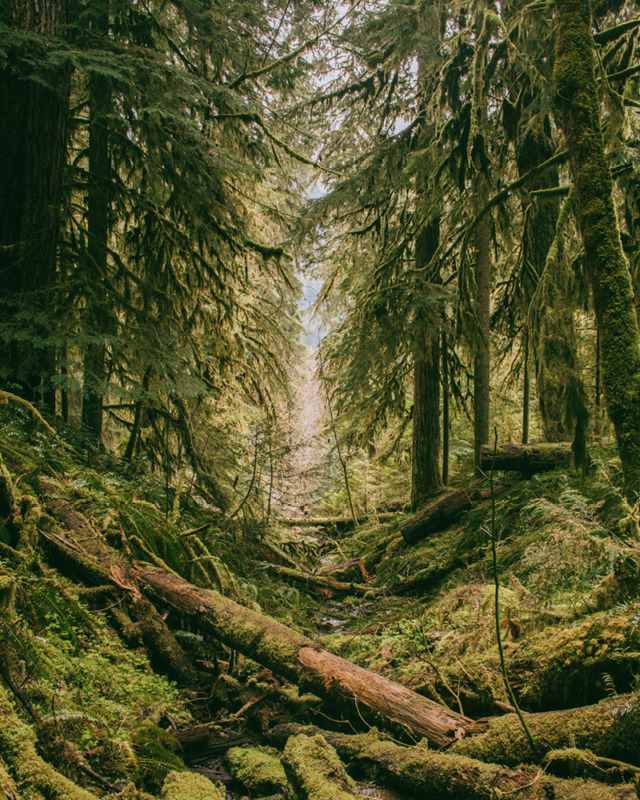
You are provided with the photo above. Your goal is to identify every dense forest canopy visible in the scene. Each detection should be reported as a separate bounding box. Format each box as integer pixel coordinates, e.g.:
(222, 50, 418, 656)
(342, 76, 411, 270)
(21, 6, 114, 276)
(4, 0, 640, 798)
(3, 0, 640, 512)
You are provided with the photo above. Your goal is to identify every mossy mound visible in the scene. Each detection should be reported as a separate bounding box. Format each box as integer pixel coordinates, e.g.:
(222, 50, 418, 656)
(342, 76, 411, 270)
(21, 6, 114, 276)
(282, 734, 364, 799)
(226, 745, 288, 794)
(162, 770, 225, 800)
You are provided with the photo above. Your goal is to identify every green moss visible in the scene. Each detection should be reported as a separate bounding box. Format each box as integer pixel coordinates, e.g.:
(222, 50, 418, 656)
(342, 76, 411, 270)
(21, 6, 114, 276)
(282, 734, 361, 799)
(0, 684, 98, 800)
(453, 692, 640, 766)
(226, 746, 288, 794)
(0, 574, 16, 618)
(162, 770, 226, 800)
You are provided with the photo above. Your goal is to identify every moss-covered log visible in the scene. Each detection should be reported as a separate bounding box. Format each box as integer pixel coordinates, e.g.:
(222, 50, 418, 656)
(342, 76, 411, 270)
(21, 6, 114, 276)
(269, 724, 637, 800)
(400, 484, 513, 544)
(453, 693, 640, 767)
(36, 515, 471, 747)
(281, 734, 363, 800)
(555, 0, 640, 497)
(480, 443, 573, 475)
(162, 770, 225, 800)
(266, 564, 374, 597)
(0, 684, 99, 800)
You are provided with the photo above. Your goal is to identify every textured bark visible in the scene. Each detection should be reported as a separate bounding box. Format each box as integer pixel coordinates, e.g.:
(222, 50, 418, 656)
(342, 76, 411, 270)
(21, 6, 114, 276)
(555, 0, 640, 496)
(442, 330, 450, 484)
(0, 0, 70, 407)
(82, 70, 112, 441)
(522, 332, 530, 444)
(473, 195, 491, 474)
(411, 217, 442, 509)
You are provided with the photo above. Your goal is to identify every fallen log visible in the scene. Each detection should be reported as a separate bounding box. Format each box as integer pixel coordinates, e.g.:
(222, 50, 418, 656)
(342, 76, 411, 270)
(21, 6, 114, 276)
(37, 513, 471, 747)
(453, 692, 640, 767)
(282, 734, 362, 800)
(134, 564, 471, 746)
(480, 443, 573, 475)
(0, 684, 99, 800)
(269, 724, 637, 800)
(400, 485, 512, 545)
(266, 564, 376, 597)
(277, 513, 396, 531)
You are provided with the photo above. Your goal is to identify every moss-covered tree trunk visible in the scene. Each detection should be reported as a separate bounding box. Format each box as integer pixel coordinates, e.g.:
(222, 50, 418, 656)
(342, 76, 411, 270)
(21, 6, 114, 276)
(471, 8, 492, 475)
(555, 0, 640, 496)
(517, 123, 588, 448)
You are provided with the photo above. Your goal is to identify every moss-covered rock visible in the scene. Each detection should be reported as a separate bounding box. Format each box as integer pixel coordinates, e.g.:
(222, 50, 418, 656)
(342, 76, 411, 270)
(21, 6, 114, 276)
(162, 770, 226, 800)
(226, 746, 288, 794)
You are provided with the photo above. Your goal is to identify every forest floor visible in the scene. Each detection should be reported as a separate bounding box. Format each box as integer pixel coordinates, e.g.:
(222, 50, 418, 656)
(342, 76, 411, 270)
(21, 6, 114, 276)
(1, 399, 640, 799)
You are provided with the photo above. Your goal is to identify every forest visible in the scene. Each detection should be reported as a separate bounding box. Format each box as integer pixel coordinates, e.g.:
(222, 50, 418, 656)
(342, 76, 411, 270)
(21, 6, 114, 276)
(3, 0, 640, 797)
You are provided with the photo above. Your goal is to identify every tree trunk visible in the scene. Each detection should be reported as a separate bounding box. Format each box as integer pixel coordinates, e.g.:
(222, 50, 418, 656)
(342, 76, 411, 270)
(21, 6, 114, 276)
(124, 365, 153, 463)
(411, 323, 442, 509)
(522, 331, 530, 444)
(452, 691, 640, 768)
(37, 516, 472, 748)
(135, 566, 472, 746)
(473, 192, 491, 475)
(0, 0, 70, 408)
(411, 216, 442, 510)
(82, 70, 112, 441)
(442, 330, 450, 484)
(555, 0, 640, 496)
(282, 735, 362, 800)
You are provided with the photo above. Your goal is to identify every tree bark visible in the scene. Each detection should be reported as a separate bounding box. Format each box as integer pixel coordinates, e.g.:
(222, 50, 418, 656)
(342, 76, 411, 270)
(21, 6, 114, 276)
(0, 0, 70, 408)
(555, 0, 640, 497)
(473, 190, 491, 475)
(37, 517, 471, 748)
(442, 330, 450, 484)
(82, 69, 112, 441)
(411, 217, 442, 509)
(135, 565, 472, 746)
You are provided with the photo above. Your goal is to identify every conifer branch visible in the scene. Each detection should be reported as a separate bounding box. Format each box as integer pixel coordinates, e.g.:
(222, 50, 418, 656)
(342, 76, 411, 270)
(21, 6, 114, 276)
(229, 0, 365, 89)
